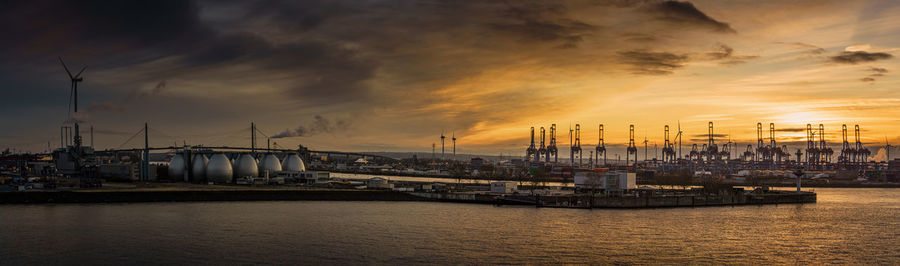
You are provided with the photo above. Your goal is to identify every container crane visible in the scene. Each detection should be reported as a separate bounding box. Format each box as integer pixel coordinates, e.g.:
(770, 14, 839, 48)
(840, 124, 852, 165)
(855, 125, 870, 167)
(596, 124, 606, 167)
(706, 122, 719, 162)
(626, 125, 637, 166)
(538, 127, 547, 162)
(571, 124, 582, 166)
(548, 124, 558, 163)
(526, 127, 537, 162)
(819, 124, 832, 168)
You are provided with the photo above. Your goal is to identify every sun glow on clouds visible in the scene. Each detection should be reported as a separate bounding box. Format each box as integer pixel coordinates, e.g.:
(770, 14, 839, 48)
(2, 0, 900, 154)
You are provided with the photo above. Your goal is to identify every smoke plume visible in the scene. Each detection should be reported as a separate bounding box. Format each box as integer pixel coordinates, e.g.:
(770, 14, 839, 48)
(869, 148, 887, 162)
(272, 115, 351, 138)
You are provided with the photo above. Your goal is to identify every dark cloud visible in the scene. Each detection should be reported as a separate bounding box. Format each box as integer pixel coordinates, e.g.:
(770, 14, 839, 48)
(706, 43, 734, 60)
(618, 50, 689, 75)
(719, 58, 756, 66)
(777, 128, 806, 132)
(858, 66, 889, 83)
(646, 1, 736, 34)
(0, 0, 377, 105)
(621, 33, 659, 42)
(869, 67, 888, 73)
(272, 115, 352, 138)
(243, 0, 351, 32)
(487, 3, 596, 48)
(706, 43, 759, 65)
(778, 42, 826, 54)
(830, 51, 893, 64)
(489, 19, 595, 48)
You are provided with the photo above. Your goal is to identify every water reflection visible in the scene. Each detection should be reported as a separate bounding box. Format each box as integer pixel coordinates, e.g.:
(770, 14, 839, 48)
(0, 188, 897, 264)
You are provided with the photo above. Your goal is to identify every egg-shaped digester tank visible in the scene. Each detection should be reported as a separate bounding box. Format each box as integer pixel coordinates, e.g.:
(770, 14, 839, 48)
(259, 153, 282, 177)
(235, 154, 259, 178)
(206, 153, 233, 183)
(168, 153, 185, 179)
(282, 153, 306, 172)
(191, 154, 208, 182)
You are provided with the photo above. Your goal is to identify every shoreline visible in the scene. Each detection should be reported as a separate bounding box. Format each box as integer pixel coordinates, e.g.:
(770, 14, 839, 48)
(0, 189, 421, 204)
(0, 186, 816, 208)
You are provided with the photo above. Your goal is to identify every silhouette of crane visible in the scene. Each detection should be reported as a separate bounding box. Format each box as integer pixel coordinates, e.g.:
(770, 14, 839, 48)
(596, 124, 606, 167)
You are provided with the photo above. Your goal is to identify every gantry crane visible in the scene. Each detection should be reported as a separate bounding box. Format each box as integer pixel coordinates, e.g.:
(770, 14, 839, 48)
(756, 122, 767, 166)
(662, 125, 676, 163)
(819, 124, 832, 168)
(548, 124, 558, 163)
(526, 127, 537, 162)
(626, 124, 637, 166)
(706, 122, 719, 162)
(855, 125, 870, 167)
(596, 124, 606, 167)
(806, 124, 818, 168)
(538, 127, 547, 162)
(571, 124, 582, 166)
(840, 124, 852, 165)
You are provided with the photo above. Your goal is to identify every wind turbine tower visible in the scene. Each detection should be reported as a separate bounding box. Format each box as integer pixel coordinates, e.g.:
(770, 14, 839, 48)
(452, 133, 456, 160)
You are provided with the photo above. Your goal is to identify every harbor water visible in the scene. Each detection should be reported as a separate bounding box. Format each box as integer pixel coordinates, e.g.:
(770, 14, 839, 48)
(1, 188, 897, 264)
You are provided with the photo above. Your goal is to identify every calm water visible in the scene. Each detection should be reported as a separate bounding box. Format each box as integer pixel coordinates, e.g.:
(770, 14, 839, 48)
(1, 188, 898, 264)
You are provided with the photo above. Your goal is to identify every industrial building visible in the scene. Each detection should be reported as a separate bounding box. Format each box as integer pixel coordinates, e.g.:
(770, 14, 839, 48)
(574, 171, 636, 193)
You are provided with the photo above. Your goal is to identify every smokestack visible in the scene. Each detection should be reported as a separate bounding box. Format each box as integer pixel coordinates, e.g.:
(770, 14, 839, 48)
(251, 122, 256, 155)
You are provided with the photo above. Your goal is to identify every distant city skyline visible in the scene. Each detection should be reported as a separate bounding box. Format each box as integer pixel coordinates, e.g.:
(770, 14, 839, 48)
(1, 0, 898, 157)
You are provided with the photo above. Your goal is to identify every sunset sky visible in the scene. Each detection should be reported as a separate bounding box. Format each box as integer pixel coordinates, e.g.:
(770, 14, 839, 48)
(0, 0, 898, 159)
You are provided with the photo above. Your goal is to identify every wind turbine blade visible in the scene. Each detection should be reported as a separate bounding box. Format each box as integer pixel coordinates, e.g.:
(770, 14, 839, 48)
(58, 57, 73, 78)
(75, 66, 87, 78)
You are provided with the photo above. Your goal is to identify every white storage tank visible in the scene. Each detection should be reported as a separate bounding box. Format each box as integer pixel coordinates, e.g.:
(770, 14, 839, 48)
(259, 153, 282, 177)
(168, 153, 185, 179)
(191, 154, 208, 181)
(206, 153, 233, 183)
(282, 153, 306, 172)
(235, 154, 259, 178)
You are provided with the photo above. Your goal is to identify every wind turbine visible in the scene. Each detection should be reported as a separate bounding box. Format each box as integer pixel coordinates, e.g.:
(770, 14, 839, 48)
(60, 57, 86, 117)
(676, 121, 683, 160)
(59, 57, 87, 147)
(885, 136, 892, 162)
(452, 132, 456, 160)
(643, 136, 649, 161)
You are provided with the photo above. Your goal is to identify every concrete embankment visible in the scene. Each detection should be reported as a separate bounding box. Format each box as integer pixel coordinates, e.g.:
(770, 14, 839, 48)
(0, 189, 421, 204)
